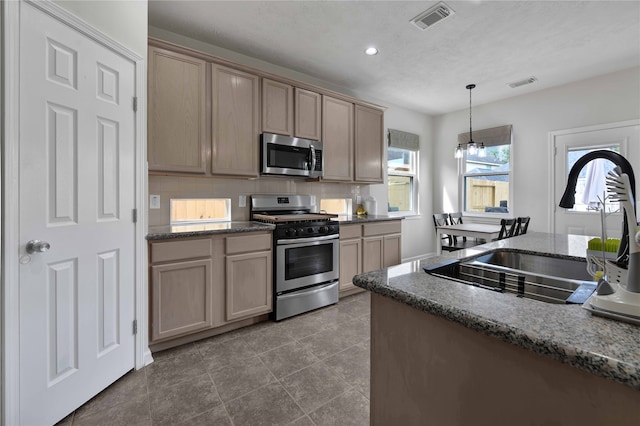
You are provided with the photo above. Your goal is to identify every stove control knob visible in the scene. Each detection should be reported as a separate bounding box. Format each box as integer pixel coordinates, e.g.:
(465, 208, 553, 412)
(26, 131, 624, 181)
(307, 227, 314, 235)
(319, 226, 328, 234)
(285, 228, 294, 237)
(297, 228, 305, 236)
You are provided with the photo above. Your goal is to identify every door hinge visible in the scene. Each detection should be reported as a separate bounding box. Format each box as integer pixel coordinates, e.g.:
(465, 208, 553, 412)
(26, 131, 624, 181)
(133, 320, 138, 335)
(133, 97, 138, 112)
(132, 208, 137, 223)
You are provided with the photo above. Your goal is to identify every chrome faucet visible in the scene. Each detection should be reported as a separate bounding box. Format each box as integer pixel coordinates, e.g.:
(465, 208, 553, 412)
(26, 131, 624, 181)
(559, 150, 636, 269)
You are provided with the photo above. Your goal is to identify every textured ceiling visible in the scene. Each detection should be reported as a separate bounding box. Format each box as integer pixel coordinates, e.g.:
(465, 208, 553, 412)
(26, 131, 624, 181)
(148, 1, 640, 115)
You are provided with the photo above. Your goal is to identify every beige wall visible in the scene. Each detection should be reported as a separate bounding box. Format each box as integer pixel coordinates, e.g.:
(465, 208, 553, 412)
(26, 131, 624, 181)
(54, 0, 148, 57)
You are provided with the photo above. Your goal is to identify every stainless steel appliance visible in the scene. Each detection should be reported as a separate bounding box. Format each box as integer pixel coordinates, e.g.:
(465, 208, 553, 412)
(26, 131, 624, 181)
(251, 194, 339, 320)
(261, 133, 324, 178)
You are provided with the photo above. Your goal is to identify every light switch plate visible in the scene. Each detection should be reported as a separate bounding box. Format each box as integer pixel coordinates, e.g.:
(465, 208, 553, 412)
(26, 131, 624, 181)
(239, 195, 246, 208)
(149, 195, 160, 209)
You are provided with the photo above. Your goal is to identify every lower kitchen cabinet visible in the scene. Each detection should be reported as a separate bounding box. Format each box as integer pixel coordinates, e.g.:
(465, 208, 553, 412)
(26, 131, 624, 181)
(225, 235, 272, 321)
(151, 259, 213, 342)
(339, 235, 362, 292)
(148, 231, 272, 346)
(339, 220, 402, 294)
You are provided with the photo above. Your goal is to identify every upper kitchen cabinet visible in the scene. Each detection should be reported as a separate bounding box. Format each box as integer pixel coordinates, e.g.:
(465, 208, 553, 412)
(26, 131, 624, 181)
(211, 64, 260, 178)
(354, 105, 384, 183)
(322, 95, 354, 182)
(262, 78, 293, 136)
(148, 46, 207, 174)
(295, 88, 322, 141)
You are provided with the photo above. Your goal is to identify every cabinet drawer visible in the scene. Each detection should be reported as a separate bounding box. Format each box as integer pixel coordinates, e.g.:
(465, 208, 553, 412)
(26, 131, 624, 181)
(363, 221, 401, 237)
(151, 238, 212, 263)
(340, 224, 362, 240)
(226, 233, 272, 255)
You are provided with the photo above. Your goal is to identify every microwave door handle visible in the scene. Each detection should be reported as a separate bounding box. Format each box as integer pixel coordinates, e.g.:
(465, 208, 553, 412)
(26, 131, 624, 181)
(309, 144, 316, 174)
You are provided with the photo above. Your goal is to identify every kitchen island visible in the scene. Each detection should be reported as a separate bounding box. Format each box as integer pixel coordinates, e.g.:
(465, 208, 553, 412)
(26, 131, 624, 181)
(353, 232, 640, 425)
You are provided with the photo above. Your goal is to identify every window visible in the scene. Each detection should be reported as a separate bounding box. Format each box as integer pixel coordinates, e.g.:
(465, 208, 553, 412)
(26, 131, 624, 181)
(320, 198, 352, 215)
(567, 145, 620, 213)
(459, 125, 512, 214)
(170, 198, 231, 223)
(387, 129, 420, 215)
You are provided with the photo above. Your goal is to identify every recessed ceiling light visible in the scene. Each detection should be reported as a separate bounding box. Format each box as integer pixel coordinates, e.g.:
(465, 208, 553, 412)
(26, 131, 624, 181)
(365, 47, 379, 56)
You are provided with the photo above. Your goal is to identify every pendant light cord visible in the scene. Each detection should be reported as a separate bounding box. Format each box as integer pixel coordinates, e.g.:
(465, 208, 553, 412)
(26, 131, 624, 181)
(467, 84, 475, 143)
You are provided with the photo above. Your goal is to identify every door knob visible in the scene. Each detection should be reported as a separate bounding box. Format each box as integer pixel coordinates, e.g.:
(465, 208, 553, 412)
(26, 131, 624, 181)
(26, 240, 51, 254)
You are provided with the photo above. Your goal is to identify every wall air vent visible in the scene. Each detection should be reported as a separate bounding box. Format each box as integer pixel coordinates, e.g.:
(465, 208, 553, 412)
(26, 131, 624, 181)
(508, 77, 538, 88)
(410, 2, 455, 30)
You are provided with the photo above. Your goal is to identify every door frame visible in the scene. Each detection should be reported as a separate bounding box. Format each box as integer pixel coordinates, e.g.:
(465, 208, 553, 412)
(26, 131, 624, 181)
(547, 119, 640, 234)
(2, 1, 150, 424)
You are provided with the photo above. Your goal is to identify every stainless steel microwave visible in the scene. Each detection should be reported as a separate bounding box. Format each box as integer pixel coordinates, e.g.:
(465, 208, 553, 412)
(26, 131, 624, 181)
(261, 133, 324, 178)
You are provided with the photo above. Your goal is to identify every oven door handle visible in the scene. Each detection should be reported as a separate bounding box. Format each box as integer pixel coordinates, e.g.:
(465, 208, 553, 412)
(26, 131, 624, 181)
(277, 234, 339, 245)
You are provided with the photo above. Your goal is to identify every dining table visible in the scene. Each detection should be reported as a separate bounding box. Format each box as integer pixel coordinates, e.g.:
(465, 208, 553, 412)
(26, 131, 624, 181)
(436, 223, 502, 255)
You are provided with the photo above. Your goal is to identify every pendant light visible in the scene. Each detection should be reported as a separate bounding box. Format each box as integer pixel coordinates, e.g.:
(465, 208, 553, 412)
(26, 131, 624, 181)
(455, 84, 486, 159)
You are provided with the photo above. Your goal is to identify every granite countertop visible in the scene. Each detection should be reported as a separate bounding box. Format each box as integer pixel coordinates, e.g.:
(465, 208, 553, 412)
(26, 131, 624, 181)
(353, 232, 640, 390)
(147, 221, 275, 240)
(335, 214, 404, 224)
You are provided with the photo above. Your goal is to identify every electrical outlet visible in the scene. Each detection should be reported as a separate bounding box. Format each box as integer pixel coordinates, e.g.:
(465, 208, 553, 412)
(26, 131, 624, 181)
(239, 195, 246, 208)
(149, 195, 161, 209)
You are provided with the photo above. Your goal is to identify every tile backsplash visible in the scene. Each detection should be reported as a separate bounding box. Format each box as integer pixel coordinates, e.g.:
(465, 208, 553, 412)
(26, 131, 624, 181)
(148, 175, 370, 226)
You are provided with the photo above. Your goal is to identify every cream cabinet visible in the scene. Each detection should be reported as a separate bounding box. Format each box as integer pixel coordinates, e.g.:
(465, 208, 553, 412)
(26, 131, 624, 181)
(354, 105, 384, 183)
(339, 224, 363, 291)
(262, 78, 293, 136)
(322, 95, 354, 181)
(295, 88, 322, 141)
(149, 231, 272, 346)
(148, 46, 207, 174)
(339, 220, 402, 295)
(363, 221, 403, 268)
(149, 238, 213, 342)
(225, 233, 273, 321)
(211, 64, 260, 177)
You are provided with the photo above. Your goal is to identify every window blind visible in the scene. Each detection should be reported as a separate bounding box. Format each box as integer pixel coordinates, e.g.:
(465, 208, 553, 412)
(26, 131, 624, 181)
(458, 124, 512, 147)
(388, 129, 420, 151)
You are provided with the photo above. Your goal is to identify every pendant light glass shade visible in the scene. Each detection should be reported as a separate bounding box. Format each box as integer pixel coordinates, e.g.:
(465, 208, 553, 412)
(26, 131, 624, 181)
(455, 83, 485, 159)
(455, 144, 463, 159)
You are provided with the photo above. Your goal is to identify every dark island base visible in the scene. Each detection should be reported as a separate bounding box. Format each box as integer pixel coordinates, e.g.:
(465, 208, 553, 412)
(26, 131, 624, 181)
(370, 293, 639, 425)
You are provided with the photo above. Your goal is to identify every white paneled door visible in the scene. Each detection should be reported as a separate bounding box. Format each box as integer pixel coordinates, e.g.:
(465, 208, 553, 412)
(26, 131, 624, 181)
(18, 3, 136, 424)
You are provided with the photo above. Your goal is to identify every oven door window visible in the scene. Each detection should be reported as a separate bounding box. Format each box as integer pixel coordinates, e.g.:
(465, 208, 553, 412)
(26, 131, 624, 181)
(284, 242, 333, 280)
(268, 143, 310, 170)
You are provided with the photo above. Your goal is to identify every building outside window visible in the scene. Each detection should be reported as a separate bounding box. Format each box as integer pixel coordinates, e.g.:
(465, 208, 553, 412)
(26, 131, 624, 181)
(387, 129, 420, 215)
(459, 125, 512, 214)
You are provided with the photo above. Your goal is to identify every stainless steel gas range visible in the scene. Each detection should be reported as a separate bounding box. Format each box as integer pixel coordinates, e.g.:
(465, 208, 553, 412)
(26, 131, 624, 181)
(251, 194, 340, 321)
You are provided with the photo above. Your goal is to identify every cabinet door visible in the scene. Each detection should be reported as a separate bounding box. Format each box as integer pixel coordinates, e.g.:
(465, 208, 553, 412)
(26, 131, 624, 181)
(322, 96, 354, 181)
(262, 78, 293, 136)
(295, 88, 322, 141)
(212, 64, 259, 177)
(355, 105, 384, 183)
(151, 259, 212, 342)
(383, 234, 402, 268)
(339, 238, 362, 291)
(362, 236, 384, 273)
(148, 47, 207, 174)
(226, 250, 272, 321)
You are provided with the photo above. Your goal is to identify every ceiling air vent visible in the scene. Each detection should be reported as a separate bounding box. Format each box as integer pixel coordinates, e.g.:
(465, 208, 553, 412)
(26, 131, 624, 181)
(508, 77, 538, 88)
(411, 2, 455, 30)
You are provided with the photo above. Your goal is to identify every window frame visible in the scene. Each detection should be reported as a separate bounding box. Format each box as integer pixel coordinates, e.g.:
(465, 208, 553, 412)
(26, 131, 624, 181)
(387, 147, 419, 217)
(458, 144, 513, 219)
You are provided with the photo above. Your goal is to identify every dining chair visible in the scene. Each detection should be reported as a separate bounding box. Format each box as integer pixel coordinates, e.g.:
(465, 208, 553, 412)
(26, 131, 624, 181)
(448, 212, 482, 246)
(515, 216, 531, 236)
(497, 218, 517, 240)
(433, 213, 456, 251)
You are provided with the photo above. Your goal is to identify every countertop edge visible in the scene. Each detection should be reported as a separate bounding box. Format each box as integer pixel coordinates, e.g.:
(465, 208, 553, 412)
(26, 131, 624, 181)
(146, 222, 275, 240)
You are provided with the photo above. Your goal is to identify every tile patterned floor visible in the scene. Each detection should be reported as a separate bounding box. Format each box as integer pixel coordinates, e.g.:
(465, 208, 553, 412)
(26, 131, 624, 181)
(57, 292, 371, 426)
